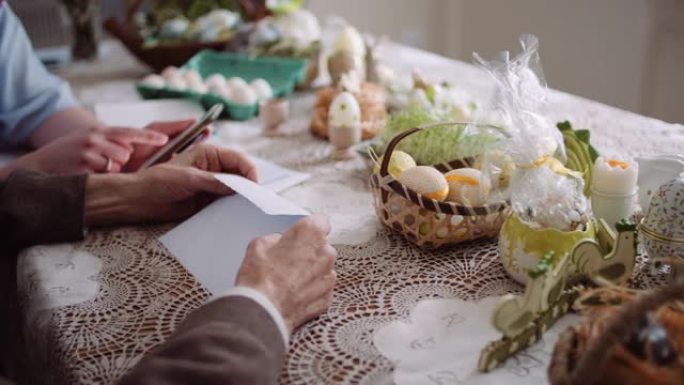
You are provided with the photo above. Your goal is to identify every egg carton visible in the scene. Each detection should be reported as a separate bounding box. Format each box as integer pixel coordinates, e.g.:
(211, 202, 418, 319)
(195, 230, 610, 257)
(136, 50, 308, 121)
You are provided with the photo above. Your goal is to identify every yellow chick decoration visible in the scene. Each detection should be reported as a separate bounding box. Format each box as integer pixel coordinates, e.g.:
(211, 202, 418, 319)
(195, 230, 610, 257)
(445, 168, 491, 206)
(398, 166, 449, 201)
(373, 150, 417, 178)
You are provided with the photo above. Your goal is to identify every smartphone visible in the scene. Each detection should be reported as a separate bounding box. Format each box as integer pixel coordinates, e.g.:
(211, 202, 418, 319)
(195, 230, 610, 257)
(139, 104, 224, 170)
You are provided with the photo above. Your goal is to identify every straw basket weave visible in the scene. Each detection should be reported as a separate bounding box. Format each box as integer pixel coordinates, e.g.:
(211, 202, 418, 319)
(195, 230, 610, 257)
(370, 124, 510, 248)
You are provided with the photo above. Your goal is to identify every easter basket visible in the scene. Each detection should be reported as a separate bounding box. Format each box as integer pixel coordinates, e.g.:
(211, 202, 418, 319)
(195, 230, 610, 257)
(370, 123, 510, 249)
(103, 0, 268, 72)
(548, 279, 684, 385)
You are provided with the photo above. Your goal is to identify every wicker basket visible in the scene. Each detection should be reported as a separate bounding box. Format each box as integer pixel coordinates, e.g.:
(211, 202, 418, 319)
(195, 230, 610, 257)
(310, 82, 387, 141)
(370, 124, 510, 248)
(103, 0, 267, 72)
(549, 282, 684, 385)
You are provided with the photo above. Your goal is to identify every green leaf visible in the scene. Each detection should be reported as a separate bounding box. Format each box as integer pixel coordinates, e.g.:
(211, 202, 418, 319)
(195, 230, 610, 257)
(556, 120, 572, 132)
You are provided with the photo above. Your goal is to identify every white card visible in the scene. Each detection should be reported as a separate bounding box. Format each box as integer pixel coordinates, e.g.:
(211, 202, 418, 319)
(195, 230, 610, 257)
(160, 174, 308, 295)
(249, 156, 311, 193)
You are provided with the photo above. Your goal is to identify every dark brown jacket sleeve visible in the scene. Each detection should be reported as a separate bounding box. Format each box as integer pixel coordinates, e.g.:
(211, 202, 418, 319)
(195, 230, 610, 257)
(0, 170, 86, 249)
(119, 296, 287, 385)
(0, 170, 86, 385)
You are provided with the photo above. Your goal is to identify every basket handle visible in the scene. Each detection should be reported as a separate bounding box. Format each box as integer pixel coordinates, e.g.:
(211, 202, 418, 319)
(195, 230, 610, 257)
(379, 121, 502, 177)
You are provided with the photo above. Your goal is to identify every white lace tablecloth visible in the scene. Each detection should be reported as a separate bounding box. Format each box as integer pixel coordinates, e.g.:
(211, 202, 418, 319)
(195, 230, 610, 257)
(16, 41, 684, 385)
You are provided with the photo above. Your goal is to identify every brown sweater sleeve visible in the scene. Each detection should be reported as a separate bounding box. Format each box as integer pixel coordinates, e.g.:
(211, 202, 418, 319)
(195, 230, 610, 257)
(119, 296, 287, 385)
(0, 170, 86, 249)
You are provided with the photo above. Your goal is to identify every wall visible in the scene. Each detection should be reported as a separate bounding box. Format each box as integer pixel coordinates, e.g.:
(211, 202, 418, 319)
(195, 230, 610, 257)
(308, 0, 684, 124)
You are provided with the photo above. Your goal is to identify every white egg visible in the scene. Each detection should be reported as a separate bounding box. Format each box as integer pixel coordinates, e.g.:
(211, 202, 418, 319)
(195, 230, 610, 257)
(445, 168, 491, 206)
(250, 78, 273, 100)
(216, 85, 233, 101)
(161, 66, 180, 79)
(328, 92, 361, 128)
(229, 84, 257, 105)
(226, 77, 248, 90)
(141, 74, 165, 88)
(166, 76, 187, 91)
(183, 69, 203, 85)
(188, 82, 208, 94)
(205, 74, 227, 89)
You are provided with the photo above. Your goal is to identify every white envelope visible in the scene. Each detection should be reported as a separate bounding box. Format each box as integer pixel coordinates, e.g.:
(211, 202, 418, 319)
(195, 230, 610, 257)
(160, 174, 308, 295)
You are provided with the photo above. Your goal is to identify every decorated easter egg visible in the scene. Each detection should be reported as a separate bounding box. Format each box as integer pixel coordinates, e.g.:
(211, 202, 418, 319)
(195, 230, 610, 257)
(205, 74, 227, 89)
(328, 92, 361, 128)
(445, 168, 491, 206)
(250, 78, 273, 100)
(229, 84, 257, 105)
(641, 173, 684, 264)
(161, 66, 180, 79)
(373, 150, 416, 178)
(397, 166, 449, 201)
(141, 74, 165, 88)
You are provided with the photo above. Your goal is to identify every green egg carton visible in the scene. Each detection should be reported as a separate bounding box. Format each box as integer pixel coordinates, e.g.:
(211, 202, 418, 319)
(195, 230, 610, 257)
(135, 50, 308, 121)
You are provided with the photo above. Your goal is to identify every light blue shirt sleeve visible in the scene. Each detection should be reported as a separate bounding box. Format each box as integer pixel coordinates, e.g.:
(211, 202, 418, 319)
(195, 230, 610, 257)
(0, 3, 79, 150)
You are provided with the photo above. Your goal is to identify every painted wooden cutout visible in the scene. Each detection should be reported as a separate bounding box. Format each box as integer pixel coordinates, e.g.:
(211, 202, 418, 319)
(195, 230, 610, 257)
(479, 218, 638, 372)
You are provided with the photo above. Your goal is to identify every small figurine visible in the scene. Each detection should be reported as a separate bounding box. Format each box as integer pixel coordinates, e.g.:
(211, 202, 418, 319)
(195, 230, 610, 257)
(492, 251, 571, 338)
(480, 218, 639, 372)
(574, 218, 638, 286)
(329, 25, 366, 85)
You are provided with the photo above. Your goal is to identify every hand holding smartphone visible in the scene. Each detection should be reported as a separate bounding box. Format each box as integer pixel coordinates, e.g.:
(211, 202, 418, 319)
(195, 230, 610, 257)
(139, 104, 224, 170)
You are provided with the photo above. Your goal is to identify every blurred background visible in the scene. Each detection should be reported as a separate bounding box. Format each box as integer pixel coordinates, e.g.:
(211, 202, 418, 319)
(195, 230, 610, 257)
(8, 0, 684, 123)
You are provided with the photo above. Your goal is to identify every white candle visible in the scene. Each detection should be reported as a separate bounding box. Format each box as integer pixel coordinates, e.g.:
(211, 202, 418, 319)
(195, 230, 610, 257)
(592, 156, 638, 195)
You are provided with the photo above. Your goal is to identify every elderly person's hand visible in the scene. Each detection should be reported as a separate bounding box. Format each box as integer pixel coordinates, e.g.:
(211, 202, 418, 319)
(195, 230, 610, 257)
(2, 120, 204, 176)
(83, 144, 257, 225)
(122, 120, 212, 172)
(236, 215, 337, 333)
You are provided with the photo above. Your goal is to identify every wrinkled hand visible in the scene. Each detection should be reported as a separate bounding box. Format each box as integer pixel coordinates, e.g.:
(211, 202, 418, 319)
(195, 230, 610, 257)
(123, 120, 208, 172)
(17, 125, 168, 174)
(84, 144, 257, 225)
(236, 215, 337, 333)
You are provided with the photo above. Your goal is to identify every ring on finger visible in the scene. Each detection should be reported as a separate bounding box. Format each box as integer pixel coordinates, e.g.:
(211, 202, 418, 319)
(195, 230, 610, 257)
(104, 156, 113, 172)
